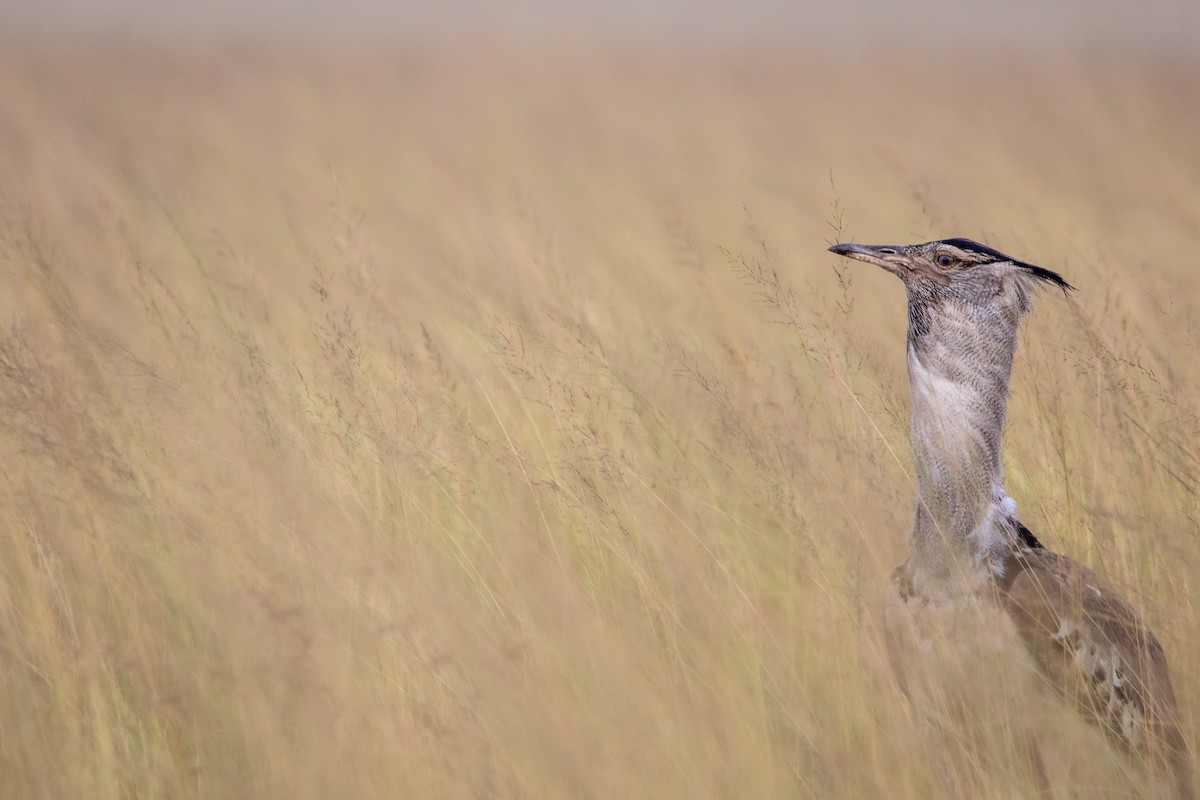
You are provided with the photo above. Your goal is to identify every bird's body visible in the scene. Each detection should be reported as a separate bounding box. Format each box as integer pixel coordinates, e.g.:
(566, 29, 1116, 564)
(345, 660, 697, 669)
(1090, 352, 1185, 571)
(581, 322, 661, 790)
(1000, 539, 1189, 790)
(830, 238, 1192, 798)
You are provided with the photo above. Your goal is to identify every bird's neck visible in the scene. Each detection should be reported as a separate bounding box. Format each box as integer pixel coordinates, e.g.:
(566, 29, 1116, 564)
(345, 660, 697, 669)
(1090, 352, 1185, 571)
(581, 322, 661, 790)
(904, 301, 1022, 586)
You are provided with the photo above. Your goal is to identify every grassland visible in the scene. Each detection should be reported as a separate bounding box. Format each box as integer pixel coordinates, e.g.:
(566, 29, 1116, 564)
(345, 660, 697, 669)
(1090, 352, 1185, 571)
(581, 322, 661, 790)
(0, 43, 1196, 798)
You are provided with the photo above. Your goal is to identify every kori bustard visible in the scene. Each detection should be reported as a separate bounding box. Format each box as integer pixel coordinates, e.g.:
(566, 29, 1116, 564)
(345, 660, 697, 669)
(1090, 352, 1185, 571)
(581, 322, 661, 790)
(829, 238, 1192, 797)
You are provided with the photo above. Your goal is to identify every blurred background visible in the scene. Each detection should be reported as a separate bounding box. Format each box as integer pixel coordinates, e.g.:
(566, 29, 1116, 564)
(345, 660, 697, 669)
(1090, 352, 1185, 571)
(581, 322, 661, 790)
(0, 2, 1197, 799)
(3, 0, 1198, 48)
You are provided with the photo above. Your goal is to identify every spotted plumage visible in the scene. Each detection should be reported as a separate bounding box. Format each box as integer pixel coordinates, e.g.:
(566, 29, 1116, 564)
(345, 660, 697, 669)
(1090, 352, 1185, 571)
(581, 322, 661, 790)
(999, 543, 1189, 789)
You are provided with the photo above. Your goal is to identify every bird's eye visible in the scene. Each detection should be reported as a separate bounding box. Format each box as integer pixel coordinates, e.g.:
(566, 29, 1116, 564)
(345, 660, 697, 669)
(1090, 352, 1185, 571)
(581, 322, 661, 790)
(936, 254, 954, 267)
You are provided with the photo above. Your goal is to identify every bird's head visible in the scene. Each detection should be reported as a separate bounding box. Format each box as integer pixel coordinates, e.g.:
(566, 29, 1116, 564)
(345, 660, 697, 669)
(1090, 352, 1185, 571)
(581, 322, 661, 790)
(828, 238, 1071, 314)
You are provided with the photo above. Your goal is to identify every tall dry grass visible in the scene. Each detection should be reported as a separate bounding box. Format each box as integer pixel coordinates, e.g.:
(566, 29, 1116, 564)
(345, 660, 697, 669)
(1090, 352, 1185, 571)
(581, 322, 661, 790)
(0, 43, 1196, 798)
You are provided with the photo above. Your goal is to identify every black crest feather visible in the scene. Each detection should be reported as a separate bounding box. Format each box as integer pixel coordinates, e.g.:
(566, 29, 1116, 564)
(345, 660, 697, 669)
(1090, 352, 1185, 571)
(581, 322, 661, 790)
(938, 238, 1074, 292)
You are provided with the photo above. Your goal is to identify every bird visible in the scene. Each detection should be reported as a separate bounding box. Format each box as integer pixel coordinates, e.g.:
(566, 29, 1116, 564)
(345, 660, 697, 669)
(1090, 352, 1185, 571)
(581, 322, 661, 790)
(829, 238, 1192, 798)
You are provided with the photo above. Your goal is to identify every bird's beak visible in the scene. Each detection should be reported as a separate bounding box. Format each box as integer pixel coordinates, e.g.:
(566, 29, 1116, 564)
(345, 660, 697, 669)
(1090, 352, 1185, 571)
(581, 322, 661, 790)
(828, 243, 907, 277)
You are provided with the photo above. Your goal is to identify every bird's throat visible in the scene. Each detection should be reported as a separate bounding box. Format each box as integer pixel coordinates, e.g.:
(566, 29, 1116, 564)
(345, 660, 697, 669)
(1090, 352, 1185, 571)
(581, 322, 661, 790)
(906, 329, 1016, 565)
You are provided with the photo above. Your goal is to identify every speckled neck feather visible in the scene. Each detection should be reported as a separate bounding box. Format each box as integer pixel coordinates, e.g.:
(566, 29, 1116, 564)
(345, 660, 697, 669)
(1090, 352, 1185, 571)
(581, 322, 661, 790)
(902, 274, 1034, 593)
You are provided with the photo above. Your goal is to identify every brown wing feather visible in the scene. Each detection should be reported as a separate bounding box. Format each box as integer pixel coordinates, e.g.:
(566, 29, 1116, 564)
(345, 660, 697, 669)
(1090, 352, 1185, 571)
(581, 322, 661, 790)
(998, 545, 1193, 798)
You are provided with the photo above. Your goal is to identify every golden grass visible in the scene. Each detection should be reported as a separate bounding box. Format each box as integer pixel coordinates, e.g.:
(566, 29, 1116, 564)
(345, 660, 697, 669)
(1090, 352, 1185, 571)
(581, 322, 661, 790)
(0, 42, 1196, 798)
